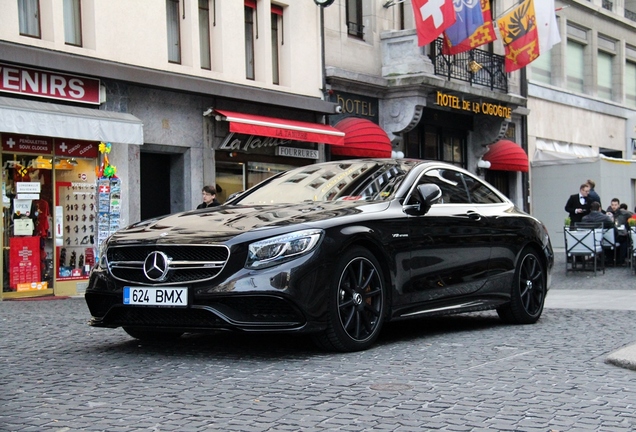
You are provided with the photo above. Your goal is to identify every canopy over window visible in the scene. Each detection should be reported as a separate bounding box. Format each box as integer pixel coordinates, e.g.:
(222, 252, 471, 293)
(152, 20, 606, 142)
(331, 117, 392, 158)
(213, 109, 345, 146)
(482, 140, 528, 172)
(0, 96, 144, 144)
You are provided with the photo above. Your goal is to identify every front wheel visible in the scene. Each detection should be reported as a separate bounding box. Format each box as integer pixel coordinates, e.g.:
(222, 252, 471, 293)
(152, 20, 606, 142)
(497, 248, 546, 324)
(312, 247, 386, 352)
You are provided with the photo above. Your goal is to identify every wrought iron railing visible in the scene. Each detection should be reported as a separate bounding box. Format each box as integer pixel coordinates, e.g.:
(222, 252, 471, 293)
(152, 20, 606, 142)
(602, 0, 613, 11)
(432, 38, 508, 93)
(626, 8, 636, 21)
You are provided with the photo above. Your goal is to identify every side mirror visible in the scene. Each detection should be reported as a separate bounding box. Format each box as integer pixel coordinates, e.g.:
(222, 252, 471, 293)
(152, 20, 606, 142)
(404, 184, 442, 216)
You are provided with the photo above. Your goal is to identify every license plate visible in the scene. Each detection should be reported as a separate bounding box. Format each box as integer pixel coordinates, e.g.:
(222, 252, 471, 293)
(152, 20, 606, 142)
(123, 287, 188, 307)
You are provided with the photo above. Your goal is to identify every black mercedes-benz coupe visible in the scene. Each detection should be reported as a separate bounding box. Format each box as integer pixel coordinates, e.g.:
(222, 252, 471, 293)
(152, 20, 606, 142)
(85, 159, 553, 352)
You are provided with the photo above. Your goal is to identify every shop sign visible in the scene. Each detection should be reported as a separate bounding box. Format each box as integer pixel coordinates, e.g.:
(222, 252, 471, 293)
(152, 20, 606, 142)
(329, 91, 379, 124)
(55, 139, 99, 158)
(9, 236, 40, 289)
(218, 132, 293, 153)
(1, 134, 53, 154)
(276, 146, 319, 159)
(435, 91, 512, 119)
(0, 63, 101, 104)
(16, 182, 41, 193)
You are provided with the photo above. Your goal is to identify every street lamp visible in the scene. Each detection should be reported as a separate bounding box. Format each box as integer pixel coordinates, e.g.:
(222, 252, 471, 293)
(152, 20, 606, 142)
(315, 0, 335, 99)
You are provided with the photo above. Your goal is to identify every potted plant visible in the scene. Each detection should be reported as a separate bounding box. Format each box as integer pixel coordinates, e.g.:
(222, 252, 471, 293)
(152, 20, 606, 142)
(628, 217, 636, 231)
(564, 216, 571, 227)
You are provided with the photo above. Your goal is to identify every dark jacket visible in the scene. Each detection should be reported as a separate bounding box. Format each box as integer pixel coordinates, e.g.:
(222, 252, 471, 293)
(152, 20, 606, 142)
(565, 193, 591, 225)
(581, 210, 614, 228)
(196, 199, 220, 209)
(588, 189, 601, 207)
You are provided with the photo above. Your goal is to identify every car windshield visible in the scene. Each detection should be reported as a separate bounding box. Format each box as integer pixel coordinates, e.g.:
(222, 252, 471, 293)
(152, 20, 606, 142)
(233, 160, 417, 205)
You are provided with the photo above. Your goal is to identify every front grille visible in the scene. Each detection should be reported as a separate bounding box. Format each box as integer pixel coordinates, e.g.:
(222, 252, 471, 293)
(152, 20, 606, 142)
(203, 296, 305, 323)
(106, 307, 225, 328)
(106, 244, 229, 285)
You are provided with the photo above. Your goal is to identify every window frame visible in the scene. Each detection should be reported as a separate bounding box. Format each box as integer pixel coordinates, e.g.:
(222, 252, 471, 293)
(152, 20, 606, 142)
(166, 0, 182, 64)
(271, 5, 283, 85)
(63, 0, 82, 47)
(18, 0, 41, 39)
(245, 1, 256, 80)
(346, 0, 364, 39)
(199, 0, 212, 70)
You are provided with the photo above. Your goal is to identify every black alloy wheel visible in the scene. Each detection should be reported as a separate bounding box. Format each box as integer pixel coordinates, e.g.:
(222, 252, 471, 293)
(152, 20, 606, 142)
(497, 248, 546, 324)
(313, 247, 386, 352)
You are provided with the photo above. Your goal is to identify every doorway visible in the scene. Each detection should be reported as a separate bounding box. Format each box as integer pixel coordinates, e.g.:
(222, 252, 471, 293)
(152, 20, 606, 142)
(140, 153, 171, 220)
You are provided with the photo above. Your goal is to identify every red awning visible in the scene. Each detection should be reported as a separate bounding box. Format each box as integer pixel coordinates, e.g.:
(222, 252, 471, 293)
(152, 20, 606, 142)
(213, 109, 345, 146)
(482, 140, 529, 173)
(331, 117, 392, 158)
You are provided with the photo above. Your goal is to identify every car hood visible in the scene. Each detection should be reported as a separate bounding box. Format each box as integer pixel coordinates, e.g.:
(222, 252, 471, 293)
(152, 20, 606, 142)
(112, 201, 390, 243)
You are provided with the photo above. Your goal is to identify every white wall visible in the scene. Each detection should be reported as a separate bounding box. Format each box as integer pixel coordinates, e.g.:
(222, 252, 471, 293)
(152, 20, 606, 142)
(0, 0, 322, 98)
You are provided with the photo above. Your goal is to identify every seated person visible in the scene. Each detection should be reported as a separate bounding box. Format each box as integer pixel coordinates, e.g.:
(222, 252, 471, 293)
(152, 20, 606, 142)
(583, 201, 625, 265)
(581, 201, 614, 227)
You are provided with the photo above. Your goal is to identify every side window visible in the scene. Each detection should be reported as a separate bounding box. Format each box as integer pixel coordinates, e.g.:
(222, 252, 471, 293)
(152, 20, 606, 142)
(408, 168, 470, 204)
(464, 175, 504, 204)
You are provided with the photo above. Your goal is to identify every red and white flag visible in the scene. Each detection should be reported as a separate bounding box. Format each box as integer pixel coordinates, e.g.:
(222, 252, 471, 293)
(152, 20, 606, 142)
(412, 0, 457, 47)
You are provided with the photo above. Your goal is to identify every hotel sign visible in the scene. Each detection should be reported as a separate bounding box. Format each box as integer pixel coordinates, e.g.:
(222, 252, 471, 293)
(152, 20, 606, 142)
(435, 91, 512, 119)
(0, 63, 101, 104)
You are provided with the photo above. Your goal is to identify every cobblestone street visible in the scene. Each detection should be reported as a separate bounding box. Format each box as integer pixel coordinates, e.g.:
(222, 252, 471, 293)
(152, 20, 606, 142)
(1, 252, 635, 431)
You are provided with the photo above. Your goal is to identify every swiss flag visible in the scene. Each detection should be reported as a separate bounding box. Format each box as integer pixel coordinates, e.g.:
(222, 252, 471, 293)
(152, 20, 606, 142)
(412, 0, 456, 47)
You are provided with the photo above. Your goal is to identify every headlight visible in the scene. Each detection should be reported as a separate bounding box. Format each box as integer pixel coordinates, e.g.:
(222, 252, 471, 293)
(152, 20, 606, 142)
(246, 229, 324, 269)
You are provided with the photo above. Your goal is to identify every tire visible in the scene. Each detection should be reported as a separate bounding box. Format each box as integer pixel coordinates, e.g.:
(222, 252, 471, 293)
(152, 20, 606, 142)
(497, 248, 546, 324)
(312, 247, 386, 352)
(123, 327, 184, 341)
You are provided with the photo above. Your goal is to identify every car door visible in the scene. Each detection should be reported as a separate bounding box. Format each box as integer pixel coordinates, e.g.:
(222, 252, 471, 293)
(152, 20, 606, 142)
(400, 167, 492, 306)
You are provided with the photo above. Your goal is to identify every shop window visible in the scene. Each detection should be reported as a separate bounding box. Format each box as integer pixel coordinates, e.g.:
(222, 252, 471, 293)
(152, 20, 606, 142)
(166, 0, 181, 64)
(63, 0, 82, 46)
(271, 5, 283, 85)
(245, 1, 256, 80)
(1, 136, 102, 300)
(18, 0, 41, 38)
(346, 0, 363, 39)
(404, 128, 466, 169)
(199, 0, 211, 69)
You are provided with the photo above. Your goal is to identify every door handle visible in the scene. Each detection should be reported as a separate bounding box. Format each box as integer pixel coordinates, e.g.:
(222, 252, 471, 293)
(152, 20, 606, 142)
(467, 211, 482, 221)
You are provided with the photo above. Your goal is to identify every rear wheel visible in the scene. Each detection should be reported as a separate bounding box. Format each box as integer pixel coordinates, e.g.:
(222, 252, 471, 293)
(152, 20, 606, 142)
(497, 248, 546, 324)
(123, 327, 184, 341)
(313, 247, 386, 352)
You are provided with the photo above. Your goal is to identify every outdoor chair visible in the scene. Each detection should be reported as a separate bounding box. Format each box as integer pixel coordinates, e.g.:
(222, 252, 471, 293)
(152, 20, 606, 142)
(564, 226, 605, 276)
(601, 226, 620, 266)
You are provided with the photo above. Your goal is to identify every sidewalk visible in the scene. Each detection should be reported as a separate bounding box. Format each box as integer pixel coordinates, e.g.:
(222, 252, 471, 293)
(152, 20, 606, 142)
(547, 248, 636, 371)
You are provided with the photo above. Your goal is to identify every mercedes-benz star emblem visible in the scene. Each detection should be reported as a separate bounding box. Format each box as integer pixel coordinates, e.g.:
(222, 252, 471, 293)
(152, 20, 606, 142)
(143, 251, 171, 282)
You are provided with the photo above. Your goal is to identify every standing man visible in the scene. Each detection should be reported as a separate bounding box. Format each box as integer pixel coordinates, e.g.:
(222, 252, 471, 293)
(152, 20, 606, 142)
(565, 183, 591, 226)
(587, 179, 601, 208)
(197, 185, 220, 209)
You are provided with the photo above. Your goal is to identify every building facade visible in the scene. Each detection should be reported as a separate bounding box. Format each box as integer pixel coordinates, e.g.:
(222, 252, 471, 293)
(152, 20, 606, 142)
(0, 0, 340, 299)
(322, 0, 530, 210)
(527, 0, 636, 248)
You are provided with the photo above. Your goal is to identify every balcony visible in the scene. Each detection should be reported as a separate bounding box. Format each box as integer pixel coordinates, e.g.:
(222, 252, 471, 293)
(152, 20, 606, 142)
(431, 38, 508, 93)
